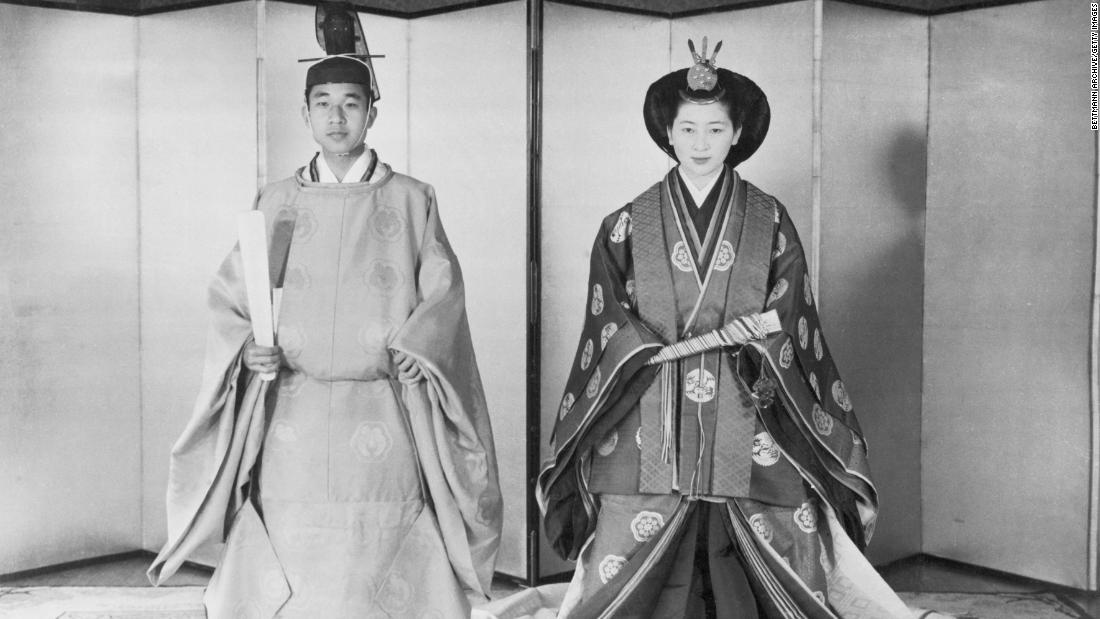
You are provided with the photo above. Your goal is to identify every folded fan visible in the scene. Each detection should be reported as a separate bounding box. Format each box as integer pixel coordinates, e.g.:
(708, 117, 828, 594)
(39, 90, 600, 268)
(237, 211, 277, 382)
(644, 309, 782, 365)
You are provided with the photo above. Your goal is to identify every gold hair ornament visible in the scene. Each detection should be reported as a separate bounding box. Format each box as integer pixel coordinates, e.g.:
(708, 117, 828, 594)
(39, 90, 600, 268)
(686, 37, 723, 92)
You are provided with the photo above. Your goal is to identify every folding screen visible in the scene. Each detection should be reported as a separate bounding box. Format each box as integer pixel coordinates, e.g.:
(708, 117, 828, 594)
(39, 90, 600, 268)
(924, 0, 1094, 588)
(0, 4, 143, 574)
(406, 1, 529, 579)
(817, 0, 928, 564)
(139, 1, 259, 562)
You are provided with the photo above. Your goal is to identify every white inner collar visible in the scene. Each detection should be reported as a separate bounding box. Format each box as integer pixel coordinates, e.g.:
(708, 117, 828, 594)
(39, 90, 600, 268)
(315, 148, 373, 183)
(676, 167, 721, 207)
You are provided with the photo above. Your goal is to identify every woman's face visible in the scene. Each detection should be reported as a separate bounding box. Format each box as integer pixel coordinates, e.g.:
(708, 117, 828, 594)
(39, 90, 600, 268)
(666, 101, 741, 185)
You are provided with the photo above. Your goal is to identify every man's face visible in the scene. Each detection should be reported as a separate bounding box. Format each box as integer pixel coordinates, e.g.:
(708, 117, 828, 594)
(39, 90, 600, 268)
(302, 82, 376, 156)
(666, 101, 741, 184)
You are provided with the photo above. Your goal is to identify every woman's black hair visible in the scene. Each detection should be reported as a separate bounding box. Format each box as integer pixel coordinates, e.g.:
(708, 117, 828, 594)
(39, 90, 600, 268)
(644, 67, 770, 168)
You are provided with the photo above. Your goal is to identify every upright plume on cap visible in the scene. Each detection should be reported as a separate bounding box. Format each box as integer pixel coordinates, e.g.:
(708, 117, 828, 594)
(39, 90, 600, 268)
(320, 6, 357, 54)
(300, 2, 384, 102)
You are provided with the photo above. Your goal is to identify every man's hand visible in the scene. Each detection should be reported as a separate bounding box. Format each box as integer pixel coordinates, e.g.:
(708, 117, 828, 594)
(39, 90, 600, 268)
(244, 341, 282, 375)
(392, 350, 424, 384)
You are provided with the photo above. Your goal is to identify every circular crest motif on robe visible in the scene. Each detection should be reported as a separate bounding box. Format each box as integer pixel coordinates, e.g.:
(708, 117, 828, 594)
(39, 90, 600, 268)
(794, 502, 818, 533)
(600, 322, 619, 349)
(804, 275, 814, 306)
(779, 340, 795, 369)
(358, 319, 396, 356)
(477, 490, 501, 526)
(559, 392, 575, 420)
(813, 328, 823, 361)
(377, 572, 413, 614)
(714, 241, 736, 272)
(832, 380, 853, 412)
(671, 242, 693, 273)
(752, 432, 780, 466)
(261, 567, 287, 602)
(586, 367, 602, 399)
(773, 231, 787, 259)
(684, 368, 717, 403)
(233, 601, 263, 619)
(278, 370, 306, 397)
(625, 279, 636, 305)
(813, 591, 827, 606)
(271, 421, 299, 444)
(812, 403, 833, 436)
(596, 431, 618, 457)
(767, 278, 788, 307)
(351, 421, 393, 462)
(748, 513, 774, 542)
(810, 372, 821, 400)
(369, 206, 405, 241)
(365, 260, 405, 294)
(798, 316, 809, 349)
(591, 284, 604, 316)
(635, 426, 643, 449)
(463, 449, 488, 479)
(598, 555, 627, 583)
(291, 208, 318, 244)
(278, 324, 307, 359)
(275, 206, 297, 227)
(580, 339, 594, 370)
(283, 264, 312, 290)
(610, 211, 632, 243)
(630, 511, 665, 542)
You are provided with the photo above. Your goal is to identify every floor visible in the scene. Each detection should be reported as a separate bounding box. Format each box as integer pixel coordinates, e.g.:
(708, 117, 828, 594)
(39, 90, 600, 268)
(1, 552, 1097, 618)
(877, 555, 1099, 619)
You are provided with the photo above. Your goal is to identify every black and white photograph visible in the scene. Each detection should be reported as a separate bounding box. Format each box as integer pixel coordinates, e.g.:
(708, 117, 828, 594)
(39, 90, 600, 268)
(0, 0, 1095, 617)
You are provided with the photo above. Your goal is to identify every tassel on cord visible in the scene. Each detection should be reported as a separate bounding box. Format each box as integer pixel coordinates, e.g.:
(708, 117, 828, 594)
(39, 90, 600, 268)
(660, 362, 675, 463)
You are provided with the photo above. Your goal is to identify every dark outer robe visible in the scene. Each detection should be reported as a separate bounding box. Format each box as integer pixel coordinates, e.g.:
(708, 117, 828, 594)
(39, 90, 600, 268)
(537, 167, 911, 619)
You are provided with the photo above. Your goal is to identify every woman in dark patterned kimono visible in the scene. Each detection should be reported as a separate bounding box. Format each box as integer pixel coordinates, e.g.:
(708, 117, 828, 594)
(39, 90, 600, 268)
(537, 40, 927, 619)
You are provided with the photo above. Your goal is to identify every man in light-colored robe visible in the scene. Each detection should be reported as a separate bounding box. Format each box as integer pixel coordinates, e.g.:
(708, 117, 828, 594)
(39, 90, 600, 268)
(148, 53, 502, 619)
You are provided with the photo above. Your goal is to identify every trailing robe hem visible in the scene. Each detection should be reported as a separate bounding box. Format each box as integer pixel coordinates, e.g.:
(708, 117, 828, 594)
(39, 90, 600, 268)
(148, 166, 502, 617)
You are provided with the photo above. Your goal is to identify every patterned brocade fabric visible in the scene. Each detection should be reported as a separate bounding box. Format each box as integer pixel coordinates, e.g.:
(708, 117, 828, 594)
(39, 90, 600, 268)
(539, 167, 894, 618)
(149, 164, 502, 618)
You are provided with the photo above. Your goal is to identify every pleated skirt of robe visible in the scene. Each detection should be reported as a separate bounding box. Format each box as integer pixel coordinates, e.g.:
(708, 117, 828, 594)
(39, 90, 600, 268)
(203, 371, 469, 618)
(561, 494, 833, 619)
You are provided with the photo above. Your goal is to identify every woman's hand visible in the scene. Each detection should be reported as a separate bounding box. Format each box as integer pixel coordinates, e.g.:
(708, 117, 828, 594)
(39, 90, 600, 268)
(392, 350, 424, 384)
(244, 341, 283, 375)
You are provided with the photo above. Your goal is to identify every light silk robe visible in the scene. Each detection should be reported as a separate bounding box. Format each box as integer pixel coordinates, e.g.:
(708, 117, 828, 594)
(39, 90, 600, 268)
(149, 161, 502, 619)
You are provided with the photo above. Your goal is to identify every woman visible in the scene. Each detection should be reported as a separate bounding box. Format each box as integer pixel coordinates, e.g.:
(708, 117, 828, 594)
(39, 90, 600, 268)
(538, 40, 920, 618)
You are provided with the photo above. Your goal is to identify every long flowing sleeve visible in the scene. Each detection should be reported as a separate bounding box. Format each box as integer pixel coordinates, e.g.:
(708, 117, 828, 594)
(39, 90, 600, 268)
(539, 206, 665, 561)
(389, 189, 503, 600)
(148, 240, 272, 585)
(741, 201, 878, 546)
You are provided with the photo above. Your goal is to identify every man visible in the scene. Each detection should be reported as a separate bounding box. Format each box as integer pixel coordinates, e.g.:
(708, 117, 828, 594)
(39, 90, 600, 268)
(148, 9, 501, 617)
